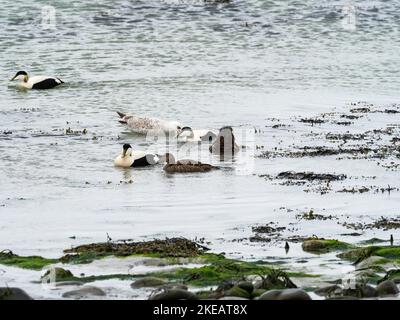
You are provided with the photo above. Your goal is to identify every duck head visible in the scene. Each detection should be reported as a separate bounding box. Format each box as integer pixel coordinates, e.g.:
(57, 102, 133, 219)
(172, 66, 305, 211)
(121, 143, 133, 158)
(10, 71, 29, 82)
(178, 126, 194, 139)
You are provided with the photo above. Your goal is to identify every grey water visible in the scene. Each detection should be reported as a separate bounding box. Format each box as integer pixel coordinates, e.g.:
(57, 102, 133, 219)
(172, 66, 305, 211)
(0, 0, 400, 262)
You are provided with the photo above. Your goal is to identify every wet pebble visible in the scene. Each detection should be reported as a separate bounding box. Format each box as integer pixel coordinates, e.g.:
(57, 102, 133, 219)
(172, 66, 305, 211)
(62, 286, 106, 299)
(258, 289, 311, 300)
(376, 280, 399, 296)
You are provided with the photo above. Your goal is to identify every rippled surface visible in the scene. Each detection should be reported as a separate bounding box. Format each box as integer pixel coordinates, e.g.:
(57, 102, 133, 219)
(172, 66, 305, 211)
(1, 0, 400, 297)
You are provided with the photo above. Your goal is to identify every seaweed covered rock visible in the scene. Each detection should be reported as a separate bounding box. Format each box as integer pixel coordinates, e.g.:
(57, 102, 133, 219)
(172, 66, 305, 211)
(341, 284, 378, 298)
(338, 245, 400, 263)
(62, 238, 209, 263)
(254, 269, 297, 290)
(224, 285, 251, 299)
(302, 239, 351, 253)
(0, 287, 33, 300)
(379, 269, 400, 284)
(237, 281, 254, 294)
(41, 267, 74, 282)
(314, 285, 342, 297)
(0, 249, 56, 270)
(131, 277, 166, 288)
(259, 289, 311, 300)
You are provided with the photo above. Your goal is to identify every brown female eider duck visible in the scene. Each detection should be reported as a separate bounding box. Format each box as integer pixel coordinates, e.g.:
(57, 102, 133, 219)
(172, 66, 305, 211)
(162, 153, 219, 173)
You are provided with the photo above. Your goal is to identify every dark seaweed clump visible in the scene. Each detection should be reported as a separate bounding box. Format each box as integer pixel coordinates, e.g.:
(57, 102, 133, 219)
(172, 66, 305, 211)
(62, 238, 209, 262)
(276, 171, 346, 182)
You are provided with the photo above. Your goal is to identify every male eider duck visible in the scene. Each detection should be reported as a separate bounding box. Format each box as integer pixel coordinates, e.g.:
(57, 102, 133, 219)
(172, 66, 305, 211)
(117, 111, 182, 136)
(10, 71, 64, 90)
(209, 126, 240, 156)
(177, 127, 217, 143)
(162, 153, 219, 173)
(114, 144, 159, 168)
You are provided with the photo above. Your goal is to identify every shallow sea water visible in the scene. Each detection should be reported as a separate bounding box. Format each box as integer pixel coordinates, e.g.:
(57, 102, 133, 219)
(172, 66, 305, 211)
(1, 0, 400, 298)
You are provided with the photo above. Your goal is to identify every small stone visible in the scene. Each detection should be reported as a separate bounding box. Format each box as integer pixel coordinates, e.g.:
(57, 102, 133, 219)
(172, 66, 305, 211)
(376, 280, 399, 296)
(130, 277, 166, 288)
(0, 287, 33, 300)
(62, 286, 106, 298)
(149, 289, 197, 300)
(259, 289, 311, 300)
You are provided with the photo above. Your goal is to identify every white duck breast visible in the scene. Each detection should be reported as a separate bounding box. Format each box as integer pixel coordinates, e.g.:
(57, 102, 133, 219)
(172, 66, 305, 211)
(117, 112, 182, 136)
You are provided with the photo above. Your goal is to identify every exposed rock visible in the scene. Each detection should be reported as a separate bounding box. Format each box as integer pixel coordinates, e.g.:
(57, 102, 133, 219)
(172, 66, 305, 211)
(218, 296, 249, 300)
(302, 239, 350, 253)
(259, 289, 311, 300)
(254, 270, 297, 290)
(355, 256, 387, 269)
(130, 277, 166, 288)
(41, 267, 73, 281)
(237, 281, 254, 294)
(379, 269, 400, 284)
(63, 237, 209, 260)
(224, 286, 251, 299)
(62, 286, 106, 298)
(314, 285, 341, 297)
(252, 288, 267, 298)
(0, 287, 33, 300)
(342, 284, 378, 298)
(149, 288, 197, 300)
(376, 280, 399, 296)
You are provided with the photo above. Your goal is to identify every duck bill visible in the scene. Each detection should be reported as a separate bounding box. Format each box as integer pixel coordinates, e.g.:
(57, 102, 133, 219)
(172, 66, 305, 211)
(10, 76, 16, 81)
(122, 149, 127, 158)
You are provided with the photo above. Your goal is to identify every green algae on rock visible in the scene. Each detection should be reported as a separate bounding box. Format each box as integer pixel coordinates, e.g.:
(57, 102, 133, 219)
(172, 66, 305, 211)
(41, 268, 74, 281)
(338, 245, 400, 262)
(301, 239, 352, 253)
(0, 250, 56, 270)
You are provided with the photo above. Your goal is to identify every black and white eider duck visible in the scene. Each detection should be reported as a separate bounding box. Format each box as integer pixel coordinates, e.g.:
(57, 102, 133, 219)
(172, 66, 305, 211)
(114, 144, 159, 168)
(209, 126, 240, 156)
(177, 127, 217, 143)
(161, 153, 219, 173)
(10, 71, 64, 90)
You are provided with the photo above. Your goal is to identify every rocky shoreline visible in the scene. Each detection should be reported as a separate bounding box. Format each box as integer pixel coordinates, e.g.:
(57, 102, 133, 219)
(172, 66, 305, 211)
(1, 236, 399, 300)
